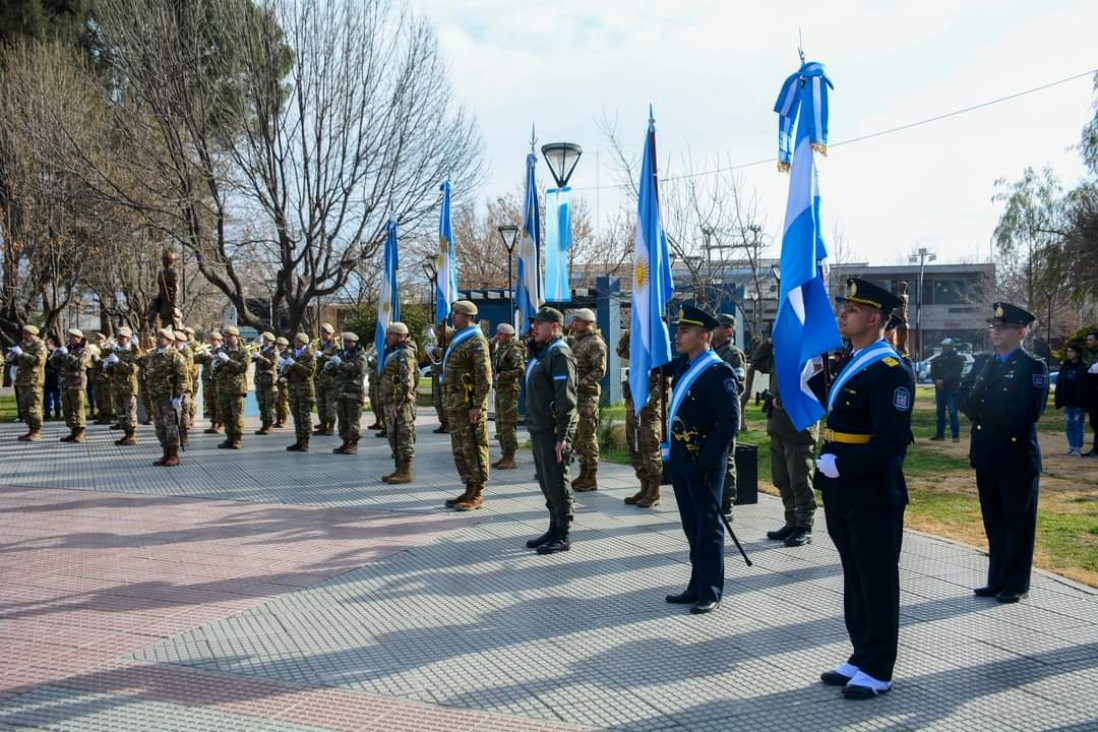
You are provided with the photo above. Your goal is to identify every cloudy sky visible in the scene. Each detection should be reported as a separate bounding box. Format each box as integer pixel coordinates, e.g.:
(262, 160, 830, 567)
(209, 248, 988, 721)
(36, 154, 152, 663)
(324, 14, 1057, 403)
(410, 0, 1097, 266)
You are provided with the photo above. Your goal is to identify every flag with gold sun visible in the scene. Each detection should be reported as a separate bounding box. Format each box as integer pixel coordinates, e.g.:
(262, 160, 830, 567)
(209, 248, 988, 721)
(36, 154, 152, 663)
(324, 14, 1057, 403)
(374, 217, 400, 373)
(629, 108, 674, 416)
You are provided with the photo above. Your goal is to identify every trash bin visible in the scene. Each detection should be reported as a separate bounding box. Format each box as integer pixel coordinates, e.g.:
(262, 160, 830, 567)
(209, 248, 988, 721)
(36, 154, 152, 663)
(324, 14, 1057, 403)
(734, 443, 758, 505)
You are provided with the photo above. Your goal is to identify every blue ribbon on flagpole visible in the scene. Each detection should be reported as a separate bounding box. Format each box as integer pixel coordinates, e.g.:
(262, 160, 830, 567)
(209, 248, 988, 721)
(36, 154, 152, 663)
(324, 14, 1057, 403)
(773, 61, 833, 170)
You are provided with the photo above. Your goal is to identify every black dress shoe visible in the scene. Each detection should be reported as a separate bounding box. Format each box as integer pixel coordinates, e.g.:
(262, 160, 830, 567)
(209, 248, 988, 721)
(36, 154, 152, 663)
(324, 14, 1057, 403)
(525, 530, 555, 549)
(766, 525, 795, 541)
(820, 670, 853, 686)
(784, 528, 813, 547)
(536, 536, 571, 554)
(973, 586, 1001, 598)
(665, 591, 699, 605)
(690, 600, 720, 615)
(996, 590, 1028, 604)
(842, 684, 890, 700)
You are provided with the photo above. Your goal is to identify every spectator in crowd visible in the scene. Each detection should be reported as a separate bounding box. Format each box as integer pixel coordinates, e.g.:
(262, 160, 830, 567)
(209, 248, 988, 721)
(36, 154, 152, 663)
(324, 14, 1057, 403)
(930, 338, 965, 442)
(43, 335, 63, 421)
(1085, 331, 1098, 458)
(1055, 342, 1089, 456)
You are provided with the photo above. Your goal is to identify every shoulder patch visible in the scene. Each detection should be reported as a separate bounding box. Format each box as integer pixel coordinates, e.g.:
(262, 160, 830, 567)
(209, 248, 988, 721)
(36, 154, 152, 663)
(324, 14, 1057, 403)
(893, 386, 912, 411)
(882, 357, 900, 367)
(1032, 373, 1047, 389)
(723, 378, 738, 395)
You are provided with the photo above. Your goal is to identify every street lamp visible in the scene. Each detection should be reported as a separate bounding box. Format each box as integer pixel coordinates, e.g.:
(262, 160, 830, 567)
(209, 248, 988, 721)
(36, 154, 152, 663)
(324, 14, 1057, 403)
(908, 247, 937, 364)
(497, 225, 519, 327)
(540, 142, 583, 189)
(422, 260, 437, 325)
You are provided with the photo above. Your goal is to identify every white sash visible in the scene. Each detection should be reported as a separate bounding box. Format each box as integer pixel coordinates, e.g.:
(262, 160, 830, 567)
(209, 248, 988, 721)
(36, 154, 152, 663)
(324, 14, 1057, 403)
(526, 338, 564, 385)
(442, 326, 481, 374)
(826, 340, 899, 412)
(661, 350, 723, 461)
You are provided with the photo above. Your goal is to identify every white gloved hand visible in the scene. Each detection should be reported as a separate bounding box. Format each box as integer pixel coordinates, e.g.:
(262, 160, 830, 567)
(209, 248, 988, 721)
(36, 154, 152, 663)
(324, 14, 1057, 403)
(107, 353, 119, 364)
(281, 357, 294, 367)
(314, 350, 323, 359)
(217, 352, 230, 362)
(56, 346, 68, 356)
(171, 397, 181, 410)
(1089, 362, 1098, 375)
(816, 453, 839, 479)
(328, 355, 342, 366)
(10, 346, 23, 357)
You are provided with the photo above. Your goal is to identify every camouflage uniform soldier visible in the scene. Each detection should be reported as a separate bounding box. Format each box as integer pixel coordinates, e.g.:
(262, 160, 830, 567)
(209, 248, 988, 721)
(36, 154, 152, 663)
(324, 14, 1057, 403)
(105, 327, 139, 445)
(330, 331, 368, 454)
(137, 337, 153, 426)
(146, 328, 187, 467)
(173, 331, 194, 446)
(214, 325, 249, 449)
(252, 332, 279, 435)
(441, 301, 492, 511)
(91, 332, 114, 425)
(617, 331, 664, 507)
(50, 328, 92, 443)
(366, 348, 383, 431)
(10, 325, 47, 441)
(274, 336, 290, 428)
(491, 323, 524, 470)
(313, 323, 341, 436)
(283, 333, 316, 451)
(194, 332, 223, 433)
(430, 323, 452, 434)
(712, 314, 746, 518)
(380, 322, 418, 483)
(183, 327, 199, 428)
(569, 308, 607, 492)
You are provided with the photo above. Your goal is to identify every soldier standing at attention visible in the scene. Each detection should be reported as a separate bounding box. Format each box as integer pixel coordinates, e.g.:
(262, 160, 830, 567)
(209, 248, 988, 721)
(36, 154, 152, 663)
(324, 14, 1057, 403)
(617, 330, 664, 508)
(172, 331, 195, 446)
(195, 331, 223, 434)
(491, 323, 524, 470)
(524, 307, 579, 553)
(252, 332, 280, 436)
(380, 322, 419, 483)
(146, 328, 187, 467)
(711, 314, 746, 519)
(313, 323, 341, 436)
(660, 305, 740, 616)
(331, 331, 368, 455)
(50, 329, 92, 443)
(182, 327, 199, 429)
(91, 332, 114, 425)
(11, 325, 47, 441)
(961, 303, 1048, 604)
(106, 327, 139, 446)
(282, 333, 316, 451)
(814, 278, 912, 700)
(441, 300, 492, 511)
(431, 322, 452, 434)
(274, 336, 291, 428)
(569, 308, 607, 492)
(215, 325, 249, 449)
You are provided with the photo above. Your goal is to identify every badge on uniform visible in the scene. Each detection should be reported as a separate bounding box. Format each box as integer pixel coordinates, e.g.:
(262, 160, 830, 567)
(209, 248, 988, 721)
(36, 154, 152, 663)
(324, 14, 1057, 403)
(1033, 373, 1046, 388)
(724, 378, 737, 395)
(893, 387, 911, 411)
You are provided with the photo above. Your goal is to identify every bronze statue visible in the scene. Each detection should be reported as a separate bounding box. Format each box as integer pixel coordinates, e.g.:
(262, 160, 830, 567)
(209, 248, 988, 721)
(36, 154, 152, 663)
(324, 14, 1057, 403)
(150, 249, 182, 330)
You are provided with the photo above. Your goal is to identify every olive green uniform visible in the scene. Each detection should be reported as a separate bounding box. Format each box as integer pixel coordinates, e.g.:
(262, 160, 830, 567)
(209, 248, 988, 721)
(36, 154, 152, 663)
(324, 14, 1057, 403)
(12, 339, 47, 435)
(91, 344, 113, 423)
(442, 326, 493, 492)
(381, 340, 419, 467)
(216, 344, 249, 445)
(283, 344, 316, 445)
(146, 346, 187, 450)
(571, 329, 607, 482)
(50, 343, 92, 432)
(107, 345, 139, 434)
(314, 338, 342, 432)
(194, 348, 220, 427)
(333, 345, 369, 447)
(492, 339, 525, 460)
(253, 344, 280, 431)
(525, 336, 579, 529)
(617, 331, 664, 504)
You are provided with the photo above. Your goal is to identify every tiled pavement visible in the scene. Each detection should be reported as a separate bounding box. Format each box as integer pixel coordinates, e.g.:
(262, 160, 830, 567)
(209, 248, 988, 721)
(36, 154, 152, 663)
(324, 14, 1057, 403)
(0, 416, 1095, 731)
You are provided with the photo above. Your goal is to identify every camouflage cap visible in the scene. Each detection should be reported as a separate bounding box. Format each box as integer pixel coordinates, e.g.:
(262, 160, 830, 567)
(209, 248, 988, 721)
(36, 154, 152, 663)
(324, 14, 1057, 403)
(261, 331, 275, 342)
(22, 324, 39, 336)
(275, 336, 289, 346)
(387, 322, 409, 335)
(116, 326, 133, 338)
(67, 328, 84, 339)
(174, 331, 188, 342)
(451, 300, 478, 316)
(208, 331, 222, 341)
(223, 325, 240, 337)
(496, 323, 515, 335)
(320, 322, 335, 334)
(342, 331, 360, 343)
(715, 313, 736, 328)
(157, 327, 174, 340)
(571, 308, 596, 323)
(294, 332, 310, 344)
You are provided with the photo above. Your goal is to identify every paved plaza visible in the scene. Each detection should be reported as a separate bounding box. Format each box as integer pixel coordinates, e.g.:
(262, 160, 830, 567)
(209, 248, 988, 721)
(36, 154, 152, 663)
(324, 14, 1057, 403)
(0, 415, 1096, 731)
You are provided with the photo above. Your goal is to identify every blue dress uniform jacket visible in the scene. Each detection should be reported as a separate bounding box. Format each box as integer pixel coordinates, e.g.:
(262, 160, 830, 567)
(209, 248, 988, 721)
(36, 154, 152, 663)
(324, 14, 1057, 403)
(813, 351, 914, 683)
(659, 352, 740, 605)
(961, 348, 1049, 596)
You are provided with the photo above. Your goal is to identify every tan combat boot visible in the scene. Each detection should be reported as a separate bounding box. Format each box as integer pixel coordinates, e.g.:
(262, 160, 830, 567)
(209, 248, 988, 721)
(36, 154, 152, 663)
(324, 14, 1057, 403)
(153, 447, 169, 466)
(313, 420, 328, 435)
(343, 441, 358, 455)
(455, 485, 484, 511)
(286, 440, 302, 451)
(229, 439, 243, 450)
(17, 429, 41, 442)
(574, 465, 598, 492)
(72, 427, 86, 443)
(381, 465, 398, 482)
(332, 441, 349, 454)
(163, 445, 180, 467)
(115, 431, 137, 446)
(298, 437, 309, 452)
(387, 461, 413, 484)
(571, 465, 589, 490)
(495, 455, 516, 470)
(204, 423, 221, 434)
(255, 424, 273, 436)
(445, 485, 474, 508)
(636, 478, 662, 508)
(623, 482, 645, 505)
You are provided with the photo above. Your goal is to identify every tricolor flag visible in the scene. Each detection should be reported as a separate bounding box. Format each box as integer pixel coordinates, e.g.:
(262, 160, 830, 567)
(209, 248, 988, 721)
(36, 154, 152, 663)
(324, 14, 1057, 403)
(374, 217, 400, 373)
(435, 180, 458, 325)
(516, 152, 542, 330)
(629, 108, 675, 416)
(771, 62, 842, 430)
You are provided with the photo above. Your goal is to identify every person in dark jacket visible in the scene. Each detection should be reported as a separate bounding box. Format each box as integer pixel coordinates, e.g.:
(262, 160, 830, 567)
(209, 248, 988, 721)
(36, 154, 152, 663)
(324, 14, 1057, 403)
(930, 338, 966, 441)
(1085, 331, 1098, 457)
(1055, 342, 1088, 456)
(43, 336, 62, 420)
(961, 302, 1048, 604)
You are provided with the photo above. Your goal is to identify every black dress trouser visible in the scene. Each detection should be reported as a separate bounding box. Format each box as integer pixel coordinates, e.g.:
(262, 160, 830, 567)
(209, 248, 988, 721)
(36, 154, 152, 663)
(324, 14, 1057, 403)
(976, 469, 1039, 594)
(671, 458, 727, 604)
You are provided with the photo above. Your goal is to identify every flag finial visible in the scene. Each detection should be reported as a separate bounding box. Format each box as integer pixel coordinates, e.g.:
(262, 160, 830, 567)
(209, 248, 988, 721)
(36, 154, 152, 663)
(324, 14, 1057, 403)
(529, 123, 537, 153)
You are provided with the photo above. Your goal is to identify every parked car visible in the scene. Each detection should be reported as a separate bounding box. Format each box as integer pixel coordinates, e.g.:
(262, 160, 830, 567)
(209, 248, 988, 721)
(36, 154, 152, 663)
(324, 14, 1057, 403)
(915, 350, 975, 384)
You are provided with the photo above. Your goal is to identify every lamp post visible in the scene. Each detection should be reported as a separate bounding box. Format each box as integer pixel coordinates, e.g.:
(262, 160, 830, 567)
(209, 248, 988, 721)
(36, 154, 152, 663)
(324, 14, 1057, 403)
(909, 247, 937, 364)
(422, 260, 437, 326)
(497, 225, 519, 328)
(540, 142, 583, 188)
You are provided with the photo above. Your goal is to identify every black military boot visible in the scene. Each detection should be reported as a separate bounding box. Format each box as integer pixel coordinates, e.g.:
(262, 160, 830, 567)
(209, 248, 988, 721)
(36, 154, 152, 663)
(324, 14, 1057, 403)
(766, 525, 796, 541)
(783, 527, 813, 547)
(536, 520, 571, 554)
(525, 518, 557, 549)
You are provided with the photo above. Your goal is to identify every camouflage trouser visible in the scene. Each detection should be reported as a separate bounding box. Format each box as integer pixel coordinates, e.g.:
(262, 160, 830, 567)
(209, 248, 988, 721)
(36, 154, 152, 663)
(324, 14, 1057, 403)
(113, 389, 137, 432)
(95, 381, 113, 421)
(276, 382, 289, 424)
(316, 381, 338, 425)
(386, 403, 417, 465)
(574, 391, 600, 469)
(771, 435, 817, 528)
(219, 391, 245, 441)
(140, 382, 151, 422)
(368, 375, 382, 425)
(186, 387, 196, 427)
(61, 387, 86, 430)
(202, 377, 219, 423)
(337, 397, 363, 443)
(16, 385, 43, 432)
(152, 398, 181, 449)
(432, 374, 448, 429)
(179, 394, 191, 443)
(494, 382, 520, 457)
(626, 399, 663, 484)
(446, 406, 490, 486)
(289, 391, 314, 442)
(721, 438, 738, 509)
(255, 381, 277, 426)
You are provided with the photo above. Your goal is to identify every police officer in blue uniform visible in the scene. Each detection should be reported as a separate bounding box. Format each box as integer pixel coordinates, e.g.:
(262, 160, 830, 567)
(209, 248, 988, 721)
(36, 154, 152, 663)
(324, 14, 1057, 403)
(814, 278, 913, 700)
(961, 302, 1048, 604)
(659, 304, 740, 615)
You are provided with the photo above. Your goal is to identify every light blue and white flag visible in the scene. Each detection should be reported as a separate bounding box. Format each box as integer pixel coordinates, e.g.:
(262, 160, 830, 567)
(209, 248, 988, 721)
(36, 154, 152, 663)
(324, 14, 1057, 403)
(516, 152, 542, 330)
(629, 108, 675, 417)
(375, 217, 400, 373)
(543, 187, 571, 301)
(771, 62, 842, 431)
(435, 180, 458, 325)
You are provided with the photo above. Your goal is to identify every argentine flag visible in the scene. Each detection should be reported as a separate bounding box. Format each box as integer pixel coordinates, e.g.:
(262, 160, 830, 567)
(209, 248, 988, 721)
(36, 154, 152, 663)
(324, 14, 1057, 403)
(435, 180, 458, 325)
(516, 152, 542, 330)
(629, 109, 674, 416)
(375, 218, 400, 373)
(771, 62, 842, 431)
